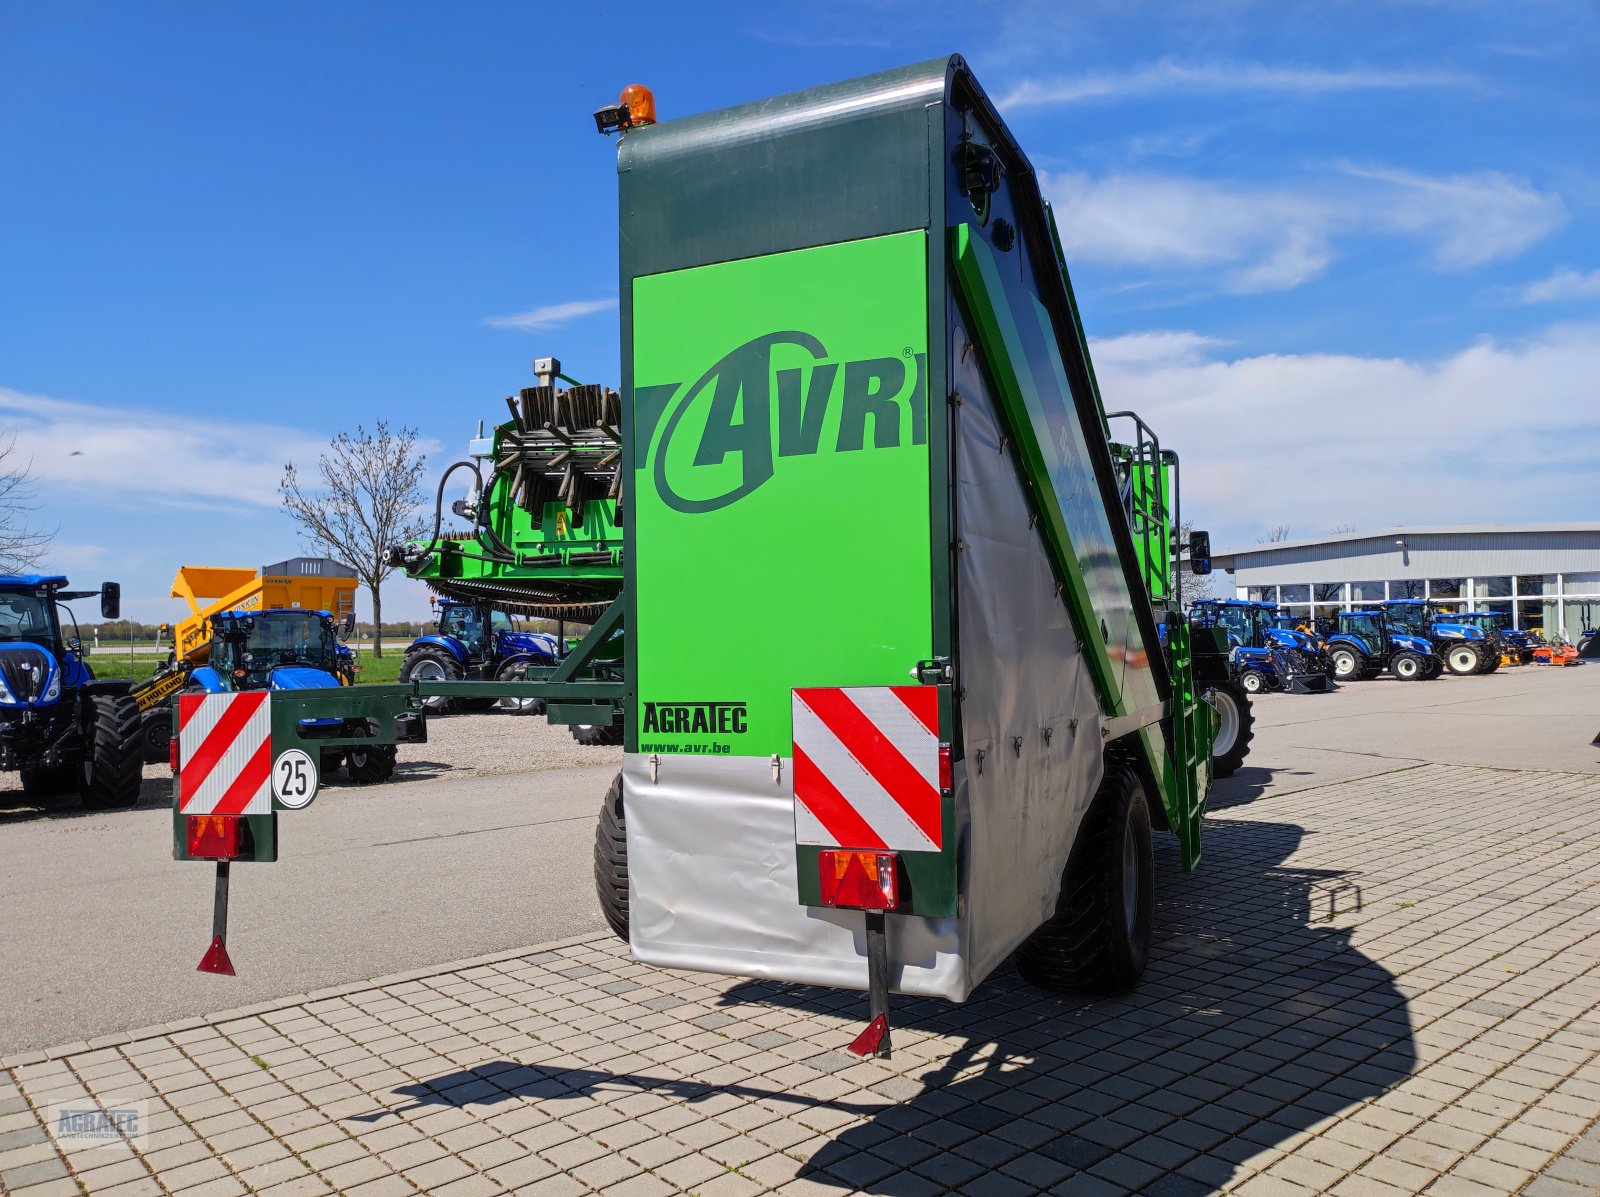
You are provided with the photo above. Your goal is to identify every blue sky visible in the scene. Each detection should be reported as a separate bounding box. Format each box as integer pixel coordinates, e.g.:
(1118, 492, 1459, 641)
(3, 1, 1596, 621)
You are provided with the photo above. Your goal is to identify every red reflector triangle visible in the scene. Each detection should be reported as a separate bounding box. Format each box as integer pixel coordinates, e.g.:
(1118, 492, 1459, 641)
(197, 935, 236, 976)
(847, 1014, 888, 1058)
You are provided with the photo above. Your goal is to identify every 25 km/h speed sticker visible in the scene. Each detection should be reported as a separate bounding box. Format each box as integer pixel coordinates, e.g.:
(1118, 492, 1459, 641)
(271, 748, 319, 809)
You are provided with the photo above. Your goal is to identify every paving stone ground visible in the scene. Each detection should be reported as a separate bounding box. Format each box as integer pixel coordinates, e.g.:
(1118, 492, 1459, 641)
(3, 759, 1597, 1196)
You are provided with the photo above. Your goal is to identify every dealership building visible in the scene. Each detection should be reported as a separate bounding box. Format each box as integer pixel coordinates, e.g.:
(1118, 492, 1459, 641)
(1211, 524, 1600, 643)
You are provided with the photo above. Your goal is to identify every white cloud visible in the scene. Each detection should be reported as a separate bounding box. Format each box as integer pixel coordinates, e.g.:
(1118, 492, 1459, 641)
(0, 386, 334, 509)
(998, 59, 1477, 109)
(1045, 167, 1564, 292)
(1090, 323, 1600, 544)
(484, 298, 617, 331)
(1519, 267, 1600, 304)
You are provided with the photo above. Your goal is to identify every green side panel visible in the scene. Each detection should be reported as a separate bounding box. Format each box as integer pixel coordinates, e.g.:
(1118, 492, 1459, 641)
(631, 231, 933, 759)
(949, 223, 1163, 721)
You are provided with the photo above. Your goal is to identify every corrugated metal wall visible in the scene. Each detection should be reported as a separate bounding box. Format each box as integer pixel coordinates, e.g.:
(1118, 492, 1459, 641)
(1219, 529, 1600, 587)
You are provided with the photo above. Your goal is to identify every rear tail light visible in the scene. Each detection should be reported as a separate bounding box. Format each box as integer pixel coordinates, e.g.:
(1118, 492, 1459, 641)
(938, 743, 952, 792)
(187, 815, 242, 859)
(818, 850, 899, 911)
(169, 734, 180, 772)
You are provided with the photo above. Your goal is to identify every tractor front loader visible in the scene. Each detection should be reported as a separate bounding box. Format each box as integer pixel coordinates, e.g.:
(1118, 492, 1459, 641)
(170, 57, 1250, 1055)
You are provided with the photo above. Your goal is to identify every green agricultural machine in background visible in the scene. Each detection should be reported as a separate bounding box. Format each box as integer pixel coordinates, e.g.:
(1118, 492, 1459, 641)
(175, 57, 1251, 1050)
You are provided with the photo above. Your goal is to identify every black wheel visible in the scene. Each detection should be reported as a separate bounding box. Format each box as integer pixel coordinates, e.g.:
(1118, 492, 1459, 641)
(344, 744, 396, 784)
(319, 748, 345, 777)
(141, 710, 172, 765)
(1201, 681, 1254, 779)
(1422, 657, 1443, 680)
(495, 654, 550, 716)
(572, 720, 623, 747)
(593, 771, 629, 941)
(1238, 669, 1268, 695)
(1443, 643, 1481, 676)
(399, 647, 461, 714)
(20, 763, 77, 798)
(1329, 645, 1366, 681)
(1390, 651, 1426, 681)
(79, 693, 143, 809)
(1015, 762, 1153, 993)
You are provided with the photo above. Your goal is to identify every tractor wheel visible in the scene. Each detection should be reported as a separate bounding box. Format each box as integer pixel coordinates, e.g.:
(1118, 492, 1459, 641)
(1390, 651, 1426, 681)
(20, 763, 77, 798)
(344, 744, 396, 785)
(1444, 643, 1482, 675)
(319, 748, 344, 778)
(572, 721, 623, 747)
(141, 710, 172, 765)
(593, 771, 629, 942)
(1201, 681, 1254, 779)
(399, 647, 459, 714)
(1238, 669, 1268, 695)
(1330, 646, 1366, 681)
(79, 693, 143, 809)
(495, 655, 550, 716)
(1422, 657, 1443, 680)
(1015, 762, 1153, 993)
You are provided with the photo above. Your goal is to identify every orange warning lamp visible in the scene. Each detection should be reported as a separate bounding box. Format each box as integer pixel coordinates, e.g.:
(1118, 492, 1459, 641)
(594, 84, 658, 134)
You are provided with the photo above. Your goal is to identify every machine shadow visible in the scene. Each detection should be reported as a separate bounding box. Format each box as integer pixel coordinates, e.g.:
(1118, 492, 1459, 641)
(780, 816, 1411, 1193)
(360, 817, 1412, 1195)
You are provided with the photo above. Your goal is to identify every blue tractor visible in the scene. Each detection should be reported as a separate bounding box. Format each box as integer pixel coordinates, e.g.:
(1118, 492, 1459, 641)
(1443, 610, 1536, 666)
(0, 575, 143, 808)
(1325, 609, 1440, 682)
(188, 608, 419, 783)
(1189, 600, 1334, 695)
(1380, 599, 1496, 676)
(398, 598, 559, 715)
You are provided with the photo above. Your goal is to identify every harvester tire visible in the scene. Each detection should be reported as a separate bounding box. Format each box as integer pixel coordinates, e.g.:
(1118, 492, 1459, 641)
(344, 744, 396, 785)
(400, 647, 459, 715)
(20, 763, 77, 798)
(1390, 651, 1426, 681)
(1238, 669, 1268, 695)
(79, 694, 143, 809)
(141, 710, 172, 764)
(1201, 681, 1253, 779)
(572, 721, 623, 747)
(1444, 643, 1482, 675)
(593, 771, 629, 942)
(1330, 646, 1366, 681)
(1015, 763, 1152, 993)
(495, 654, 549, 716)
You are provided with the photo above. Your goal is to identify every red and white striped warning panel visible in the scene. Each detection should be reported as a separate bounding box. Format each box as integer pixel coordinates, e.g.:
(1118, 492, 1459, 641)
(177, 692, 273, 816)
(792, 686, 941, 852)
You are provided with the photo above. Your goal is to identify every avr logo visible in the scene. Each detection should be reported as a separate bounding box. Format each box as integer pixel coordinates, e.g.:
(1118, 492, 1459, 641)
(646, 331, 927, 513)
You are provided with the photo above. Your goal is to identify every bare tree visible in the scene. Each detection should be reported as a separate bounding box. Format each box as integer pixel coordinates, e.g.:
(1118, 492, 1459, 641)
(1257, 523, 1293, 543)
(280, 423, 428, 657)
(0, 435, 54, 573)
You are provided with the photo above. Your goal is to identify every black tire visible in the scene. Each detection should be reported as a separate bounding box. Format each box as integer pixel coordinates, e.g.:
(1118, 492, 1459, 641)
(1201, 681, 1254, 779)
(141, 710, 172, 765)
(1014, 763, 1153, 993)
(344, 744, 396, 784)
(1390, 651, 1426, 681)
(1329, 645, 1366, 681)
(1443, 643, 1481, 676)
(319, 748, 345, 778)
(399, 647, 461, 714)
(1238, 669, 1268, 695)
(572, 720, 623, 747)
(20, 763, 77, 798)
(593, 771, 629, 941)
(79, 694, 143, 809)
(495, 654, 549, 716)
(1422, 657, 1443, 680)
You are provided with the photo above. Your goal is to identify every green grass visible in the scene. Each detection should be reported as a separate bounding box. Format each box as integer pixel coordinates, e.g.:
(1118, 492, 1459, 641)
(96, 649, 411, 686)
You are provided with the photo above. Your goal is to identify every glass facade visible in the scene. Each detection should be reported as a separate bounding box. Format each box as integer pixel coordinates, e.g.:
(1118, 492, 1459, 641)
(1229, 571, 1600, 641)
